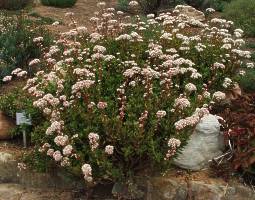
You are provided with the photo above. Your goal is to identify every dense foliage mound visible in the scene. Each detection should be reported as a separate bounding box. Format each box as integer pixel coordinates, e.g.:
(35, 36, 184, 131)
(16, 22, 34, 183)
(40, 0, 77, 8)
(0, 0, 31, 10)
(2, 2, 254, 187)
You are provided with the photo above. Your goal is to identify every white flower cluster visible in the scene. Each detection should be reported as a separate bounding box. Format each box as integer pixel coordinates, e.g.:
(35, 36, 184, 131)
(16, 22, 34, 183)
(88, 132, 100, 151)
(82, 164, 93, 182)
(63, 145, 73, 156)
(105, 145, 114, 155)
(29, 59, 40, 66)
(212, 91, 226, 102)
(129, 1, 139, 7)
(156, 110, 166, 119)
(185, 83, 197, 93)
(206, 8, 215, 13)
(222, 77, 233, 89)
(46, 121, 62, 135)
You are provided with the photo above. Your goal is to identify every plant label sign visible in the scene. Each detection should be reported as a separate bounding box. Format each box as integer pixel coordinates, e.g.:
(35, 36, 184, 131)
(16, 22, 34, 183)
(16, 112, 32, 125)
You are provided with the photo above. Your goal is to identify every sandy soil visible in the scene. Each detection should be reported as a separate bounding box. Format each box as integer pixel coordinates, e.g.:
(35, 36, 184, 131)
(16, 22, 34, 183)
(33, 0, 117, 32)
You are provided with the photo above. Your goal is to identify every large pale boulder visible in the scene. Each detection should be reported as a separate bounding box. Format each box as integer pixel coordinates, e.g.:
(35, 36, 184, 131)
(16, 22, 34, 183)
(176, 5, 206, 22)
(174, 114, 224, 170)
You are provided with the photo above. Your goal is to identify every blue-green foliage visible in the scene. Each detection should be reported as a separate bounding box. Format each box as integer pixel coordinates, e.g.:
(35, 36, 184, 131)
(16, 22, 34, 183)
(0, 13, 52, 82)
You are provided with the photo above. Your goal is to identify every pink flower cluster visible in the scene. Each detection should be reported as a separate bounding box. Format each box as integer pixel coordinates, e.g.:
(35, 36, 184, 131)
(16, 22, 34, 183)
(54, 135, 68, 146)
(173, 96, 191, 110)
(165, 138, 181, 160)
(97, 101, 108, 109)
(82, 164, 93, 182)
(156, 110, 166, 119)
(105, 145, 114, 155)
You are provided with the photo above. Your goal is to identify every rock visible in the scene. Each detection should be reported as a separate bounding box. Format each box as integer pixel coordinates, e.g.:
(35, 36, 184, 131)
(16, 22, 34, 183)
(174, 114, 224, 170)
(0, 150, 83, 189)
(226, 83, 242, 100)
(147, 177, 255, 200)
(0, 152, 18, 183)
(19, 168, 84, 189)
(0, 184, 72, 200)
(0, 111, 15, 140)
(176, 5, 205, 21)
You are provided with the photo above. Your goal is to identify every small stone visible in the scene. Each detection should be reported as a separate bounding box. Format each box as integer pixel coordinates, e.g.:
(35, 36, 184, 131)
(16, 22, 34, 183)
(0, 152, 15, 162)
(147, 177, 255, 200)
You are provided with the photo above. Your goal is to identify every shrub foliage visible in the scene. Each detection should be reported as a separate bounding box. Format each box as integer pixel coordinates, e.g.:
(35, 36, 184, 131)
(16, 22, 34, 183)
(223, 0, 255, 37)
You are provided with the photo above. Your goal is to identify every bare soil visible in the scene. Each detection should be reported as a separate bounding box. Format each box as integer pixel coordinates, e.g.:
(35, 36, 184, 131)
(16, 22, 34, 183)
(33, 0, 117, 32)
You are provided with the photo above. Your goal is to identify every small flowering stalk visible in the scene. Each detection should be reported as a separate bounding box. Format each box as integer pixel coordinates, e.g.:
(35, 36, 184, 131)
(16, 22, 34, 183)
(117, 85, 126, 121)
(138, 110, 149, 132)
(88, 132, 100, 151)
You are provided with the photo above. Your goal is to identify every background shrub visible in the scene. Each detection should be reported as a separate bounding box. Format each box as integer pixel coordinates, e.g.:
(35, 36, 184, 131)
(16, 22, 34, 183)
(40, 0, 77, 8)
(238, 69, 255, 93)
(207, 0, 232, 11)
(0, 12, 53, 83)
(223, 0, 255, 37)
(138, 0, 172, 14)
(0, 0, 31, 10)
(117, 0, 130, 12)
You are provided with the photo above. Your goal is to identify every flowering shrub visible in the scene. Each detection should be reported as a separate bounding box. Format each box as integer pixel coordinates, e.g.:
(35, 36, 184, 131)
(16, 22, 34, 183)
(7, 2, 253, 185)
